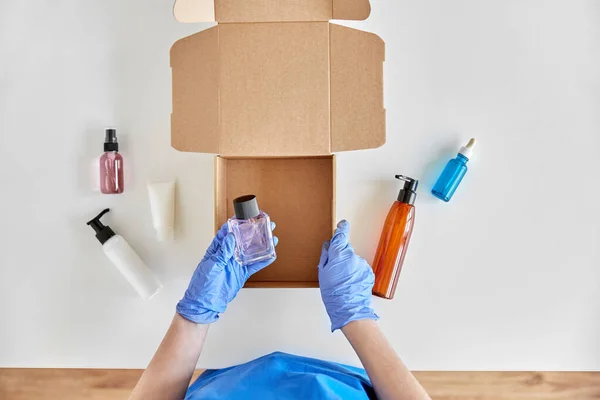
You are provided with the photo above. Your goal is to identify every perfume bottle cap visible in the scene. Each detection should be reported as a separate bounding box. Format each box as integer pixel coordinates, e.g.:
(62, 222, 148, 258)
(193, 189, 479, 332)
(104, 128, 119, 152)
(86, 208, 116, 245)
(233, 195, 260, 220)
(395, 175, 419, 205)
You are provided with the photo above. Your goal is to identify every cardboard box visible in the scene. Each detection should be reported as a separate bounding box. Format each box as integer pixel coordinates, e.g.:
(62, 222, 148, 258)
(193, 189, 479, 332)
(171, 0, 385, 287)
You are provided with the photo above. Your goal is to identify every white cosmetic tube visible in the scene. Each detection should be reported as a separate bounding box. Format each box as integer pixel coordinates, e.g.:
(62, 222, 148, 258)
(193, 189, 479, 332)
(148, 181, 176, 241)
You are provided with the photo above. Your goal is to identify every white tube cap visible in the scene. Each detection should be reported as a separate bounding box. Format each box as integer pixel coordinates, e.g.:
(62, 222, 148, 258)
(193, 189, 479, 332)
(459, 138, 476, 159)
(156, 225, 174, 242)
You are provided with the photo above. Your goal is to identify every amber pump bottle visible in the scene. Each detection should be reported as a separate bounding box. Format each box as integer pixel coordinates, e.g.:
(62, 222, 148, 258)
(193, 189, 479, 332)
(372, 175, 418, 299)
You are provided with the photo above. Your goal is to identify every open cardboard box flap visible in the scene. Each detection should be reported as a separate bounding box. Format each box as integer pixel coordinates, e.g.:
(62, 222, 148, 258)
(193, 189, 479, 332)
(171, 0, 385, 157)
(170, 1, 385, 286)
(173, 0, 372, 23)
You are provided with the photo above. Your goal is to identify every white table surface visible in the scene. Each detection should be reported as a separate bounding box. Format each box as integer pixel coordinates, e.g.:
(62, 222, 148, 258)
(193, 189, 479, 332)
(1, 0, 599, 370)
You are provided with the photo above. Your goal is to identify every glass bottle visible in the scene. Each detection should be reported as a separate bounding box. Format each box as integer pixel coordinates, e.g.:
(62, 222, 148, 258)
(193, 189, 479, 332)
(100, 129, 124, 194)
(372, 175, 418, 300)
(432, 138, 476, 202)
(227, 195, 276, 266)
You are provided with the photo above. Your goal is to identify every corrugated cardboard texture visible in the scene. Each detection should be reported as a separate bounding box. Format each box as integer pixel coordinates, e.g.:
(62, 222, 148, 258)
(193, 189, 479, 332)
(216, 0, 332, 23)
(330, 24, 386, 152)
(173, 0, 371, 23)
(171, 27, 220, 153)
(215, 156, 334, 285)
(219, 23, 331, 157)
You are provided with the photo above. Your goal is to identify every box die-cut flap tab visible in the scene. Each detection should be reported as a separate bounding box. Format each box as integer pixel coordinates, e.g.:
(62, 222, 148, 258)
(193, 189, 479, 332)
(173, 0, 371, 23)
(330, 24, 385, 152)
(332, 0, 371, 21)
(173, 0, 215, 22)
(171, 27, 220, 153)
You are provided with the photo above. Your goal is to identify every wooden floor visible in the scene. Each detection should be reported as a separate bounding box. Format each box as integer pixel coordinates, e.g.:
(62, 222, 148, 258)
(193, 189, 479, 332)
(0, 369, 599, 399)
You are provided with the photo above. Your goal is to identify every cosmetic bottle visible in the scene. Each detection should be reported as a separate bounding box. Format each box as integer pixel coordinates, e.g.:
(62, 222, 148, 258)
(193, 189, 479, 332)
(432, 138, 476, 202)
(86, 209, 162, 300)
(227, 195, 276, 266)
(372, 175, 418, 300)
(100, 129, 124, 194)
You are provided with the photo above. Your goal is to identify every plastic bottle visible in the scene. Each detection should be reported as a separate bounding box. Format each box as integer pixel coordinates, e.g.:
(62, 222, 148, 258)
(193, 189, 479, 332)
(100, 129, 124, 194)
(227, 195, 276, 266)
(432, 138, 476, 202)
(86, 209, 162, 300)
(147, 181, 176, 242)
(372, 175, 418, 300)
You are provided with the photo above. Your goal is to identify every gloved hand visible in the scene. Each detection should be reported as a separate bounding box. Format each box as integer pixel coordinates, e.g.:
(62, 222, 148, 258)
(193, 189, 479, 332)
(318, 220, 379, 332)
(176, 222, 278, 324)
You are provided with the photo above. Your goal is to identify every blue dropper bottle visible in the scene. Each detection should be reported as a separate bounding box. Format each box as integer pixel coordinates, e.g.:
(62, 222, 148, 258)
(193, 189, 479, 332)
(432, 138, 476, 202)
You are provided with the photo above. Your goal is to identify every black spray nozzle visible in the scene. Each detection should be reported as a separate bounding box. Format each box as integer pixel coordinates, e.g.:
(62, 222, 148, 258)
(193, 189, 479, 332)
(104, 129, 119, 152)
(105, 129, 118, 143)
(395, 175, 419, 205)
(86, 208, 116, 245)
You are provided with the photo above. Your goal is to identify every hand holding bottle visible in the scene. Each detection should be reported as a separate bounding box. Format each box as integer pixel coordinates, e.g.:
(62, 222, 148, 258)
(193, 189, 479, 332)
(176, 222, 278, 324)
(318, 220, 379, 332)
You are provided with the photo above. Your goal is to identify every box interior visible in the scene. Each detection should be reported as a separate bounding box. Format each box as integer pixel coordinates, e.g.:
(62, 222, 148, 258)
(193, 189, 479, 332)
(215, 156, 335, 287)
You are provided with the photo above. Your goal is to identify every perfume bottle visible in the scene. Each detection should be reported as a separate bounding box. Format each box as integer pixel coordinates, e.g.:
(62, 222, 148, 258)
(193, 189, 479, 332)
(432, 138, 476, 202)
(227, 195, 276, 266)
(100, 128, 124, 194)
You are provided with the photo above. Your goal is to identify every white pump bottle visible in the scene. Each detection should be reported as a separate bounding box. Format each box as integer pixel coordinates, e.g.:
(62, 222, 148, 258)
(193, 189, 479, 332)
(87, 209, 162, 300)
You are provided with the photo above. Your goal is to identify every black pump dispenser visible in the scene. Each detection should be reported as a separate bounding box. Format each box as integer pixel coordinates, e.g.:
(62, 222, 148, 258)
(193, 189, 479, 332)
(395, 175, 419, 205)
(86, 208, 116, 245)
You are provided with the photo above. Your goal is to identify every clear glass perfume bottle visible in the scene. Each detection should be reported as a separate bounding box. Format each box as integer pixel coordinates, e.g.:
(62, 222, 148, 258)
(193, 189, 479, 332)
(227, 195, 276, 266)
(100, 129, 124, 194)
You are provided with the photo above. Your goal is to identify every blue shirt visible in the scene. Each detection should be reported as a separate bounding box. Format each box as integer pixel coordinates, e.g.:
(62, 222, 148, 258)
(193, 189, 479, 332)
(185, 352, 376, 400)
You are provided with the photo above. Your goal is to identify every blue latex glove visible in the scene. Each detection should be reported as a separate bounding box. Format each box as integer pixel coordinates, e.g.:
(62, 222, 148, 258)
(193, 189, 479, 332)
(177, 222, 278, 324)
(318, 220, 379, 332)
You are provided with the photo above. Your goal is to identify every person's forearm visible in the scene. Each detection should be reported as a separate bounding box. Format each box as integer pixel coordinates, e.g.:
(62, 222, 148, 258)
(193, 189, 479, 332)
(342, 320, 431, 400)
(130, 314, 209, 400)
